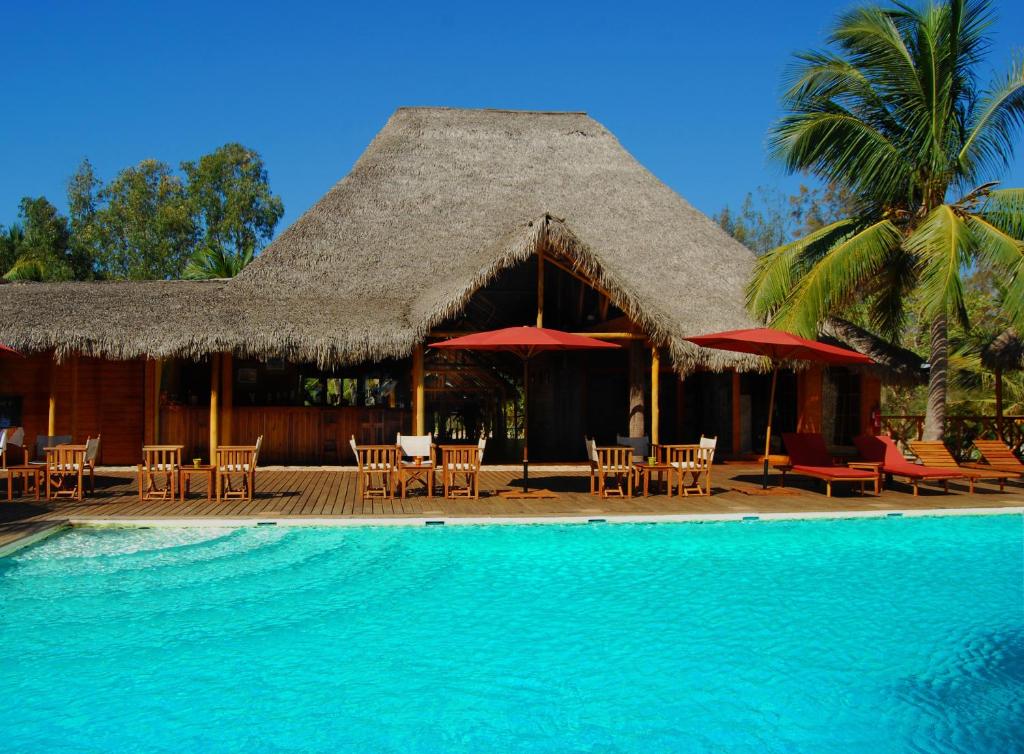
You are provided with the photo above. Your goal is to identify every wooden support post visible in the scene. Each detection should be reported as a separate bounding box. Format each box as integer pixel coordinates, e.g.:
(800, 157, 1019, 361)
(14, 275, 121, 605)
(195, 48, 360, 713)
(536, 251, 545, 328)
(70, 353, 79, 441)
(650, 347, 660, 446)
(220, 352, 233, 446)
(209, 354, 220, 464)
(412, 345, 425, 435)
(731, 370, 742, 456)
(628, 340, 646, 437)
(48, 357, 57, 437)
(153, 358, 162, 444)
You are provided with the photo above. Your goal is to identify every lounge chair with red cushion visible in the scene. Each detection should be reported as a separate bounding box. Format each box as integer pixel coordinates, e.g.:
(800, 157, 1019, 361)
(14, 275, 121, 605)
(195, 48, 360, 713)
(780, 432, 879, 497)
(853, 435, 963, 496)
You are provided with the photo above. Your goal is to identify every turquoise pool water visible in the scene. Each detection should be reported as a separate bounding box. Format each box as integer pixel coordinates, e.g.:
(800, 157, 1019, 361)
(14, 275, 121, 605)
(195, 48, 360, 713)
(1, 516, 1022, 753)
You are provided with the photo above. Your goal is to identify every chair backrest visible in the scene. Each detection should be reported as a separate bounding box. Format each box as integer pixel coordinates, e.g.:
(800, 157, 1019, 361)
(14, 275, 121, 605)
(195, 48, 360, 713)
(397, 433, 433, 460)
(477, 437, 486, 466)
(666, 445, 713, 471)
(973, 439, 1024, 467)
(585, 437, 599, 465)
(854, 434, 907, 466)
(908, 440, 957, 467)
(698, 435, 717, 465)
(252, 435, 264, 467)
(48, 445, 85, 472)
(84, 435, 101, 464)
(783, 433, 831, 466)
(598, 446, 633, 471)
(616, 435, 650, 461)
(0, 428, 7, 454)
(142, 446, 182, 471)
(443, 445, 482, 471)
(351, 439, 397, 470)
(8, 427, 24, 447)
(217, 445, 256, 470)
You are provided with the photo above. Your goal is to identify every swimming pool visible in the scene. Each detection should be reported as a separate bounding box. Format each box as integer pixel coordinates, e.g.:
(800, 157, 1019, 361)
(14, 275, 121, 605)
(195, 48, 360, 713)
(1, 516, 1021, 753)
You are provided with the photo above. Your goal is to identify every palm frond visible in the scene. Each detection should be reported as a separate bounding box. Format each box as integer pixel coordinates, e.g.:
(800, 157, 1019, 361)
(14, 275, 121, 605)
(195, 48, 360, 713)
(771, 219, 903, 337)
(958, 61, 1024, 180)
(867, 246, 919, 339)
(979, 188, 1024, 237)
(745, 218, 859, 322)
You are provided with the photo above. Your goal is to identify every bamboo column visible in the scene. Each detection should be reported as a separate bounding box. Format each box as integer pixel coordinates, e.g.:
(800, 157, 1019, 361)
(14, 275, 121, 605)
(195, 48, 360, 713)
(209, 354, 221, 464)
(412, 345, 425, 435)
(650, 346, 660, 446)
(628, 341, 646, 437)
(220, 352, 233, 446)
(536, 251, 545, 328)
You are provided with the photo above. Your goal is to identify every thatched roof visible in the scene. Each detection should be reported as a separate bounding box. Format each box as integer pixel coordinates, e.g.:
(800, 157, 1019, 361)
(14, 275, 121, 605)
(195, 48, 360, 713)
(0, 107, 760, 369)
(820, 318, 927, 386)
(981, 328, 1024, 372)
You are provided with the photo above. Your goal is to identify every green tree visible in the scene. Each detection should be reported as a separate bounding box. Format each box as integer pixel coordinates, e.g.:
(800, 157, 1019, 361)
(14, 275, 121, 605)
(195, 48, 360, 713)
(2, 197, 74, 281)
(746, 0, 1024, 440)
(87, 159, 196, 279)
(0, 224, 24, 276)
(66, 159, 102, 279)
(181, 143, 283, 279)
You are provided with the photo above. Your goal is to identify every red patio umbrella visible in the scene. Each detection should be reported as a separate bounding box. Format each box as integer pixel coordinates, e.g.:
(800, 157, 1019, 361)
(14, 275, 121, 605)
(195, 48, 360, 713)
(685, 328, 874, 489)
(433, 326, 620, 495)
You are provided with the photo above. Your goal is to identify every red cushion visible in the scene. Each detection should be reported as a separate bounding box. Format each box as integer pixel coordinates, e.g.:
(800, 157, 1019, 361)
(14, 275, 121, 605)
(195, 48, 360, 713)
(854, 435, 960, 478)
(783, 433, 833, 466)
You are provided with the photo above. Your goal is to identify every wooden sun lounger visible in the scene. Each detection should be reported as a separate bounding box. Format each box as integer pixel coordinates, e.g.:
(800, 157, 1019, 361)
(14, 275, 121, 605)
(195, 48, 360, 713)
(909, 441, 1012, 493)
(971, 439, 1024, 476)
(854, 435, 963, 496)
(779, 433, 879, 497)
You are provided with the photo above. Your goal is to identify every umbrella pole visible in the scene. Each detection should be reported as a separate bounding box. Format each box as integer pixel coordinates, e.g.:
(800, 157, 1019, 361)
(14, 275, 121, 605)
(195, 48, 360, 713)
(763, 365, 778, 490)
(522, 358, 529, 493)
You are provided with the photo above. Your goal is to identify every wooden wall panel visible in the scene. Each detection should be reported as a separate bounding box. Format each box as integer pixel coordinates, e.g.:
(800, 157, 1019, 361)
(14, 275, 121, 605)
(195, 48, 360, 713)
(0, 352, 145, 464)
(796, 366, 824, 433)
(860, 375, 883, 436)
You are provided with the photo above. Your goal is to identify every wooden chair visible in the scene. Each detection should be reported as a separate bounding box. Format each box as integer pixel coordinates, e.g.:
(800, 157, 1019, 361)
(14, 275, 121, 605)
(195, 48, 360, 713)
(971, 439, 1024, 476)
(585, 437, 601, 494)
(909, 440, 1012, 492)
(83, 435, 101, 494)
(441, 439, 486, 499)
(46, 444, 86, 501)
(0, 427, 25, 468)
(216, 435, 263, 502)
(396, 432, 436, 498)
(666, 440, 715, 496)
(137, 445, 182, 501)
(351, 436, 398, 500)
(594, 446, 634, 497)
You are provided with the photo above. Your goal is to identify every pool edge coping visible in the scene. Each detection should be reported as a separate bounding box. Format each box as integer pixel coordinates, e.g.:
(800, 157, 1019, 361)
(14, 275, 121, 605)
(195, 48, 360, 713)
(0, 521, 69, 557)
(61, 505, 1024, 529)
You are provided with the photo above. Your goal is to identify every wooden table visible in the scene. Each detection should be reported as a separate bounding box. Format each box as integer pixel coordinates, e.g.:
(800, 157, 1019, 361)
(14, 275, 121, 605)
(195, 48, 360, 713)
(180, 464, 214, 502)
(636, 462, 673, 496)
(848, 461, 884, 489)
(6, 464, 44, 501)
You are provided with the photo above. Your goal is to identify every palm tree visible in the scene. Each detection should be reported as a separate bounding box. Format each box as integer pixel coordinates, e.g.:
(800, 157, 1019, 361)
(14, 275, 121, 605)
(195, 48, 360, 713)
(747, 0, 1024, 439)
(182, 244, 255, 280)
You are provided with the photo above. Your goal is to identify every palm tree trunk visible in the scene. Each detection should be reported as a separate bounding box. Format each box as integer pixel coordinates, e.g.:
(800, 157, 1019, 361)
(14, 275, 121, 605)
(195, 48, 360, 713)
(923, 312, 948, 441)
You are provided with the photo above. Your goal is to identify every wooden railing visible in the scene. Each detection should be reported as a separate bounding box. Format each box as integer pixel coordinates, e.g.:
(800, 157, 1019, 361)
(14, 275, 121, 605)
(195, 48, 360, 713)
(880, 415, 1024, 460)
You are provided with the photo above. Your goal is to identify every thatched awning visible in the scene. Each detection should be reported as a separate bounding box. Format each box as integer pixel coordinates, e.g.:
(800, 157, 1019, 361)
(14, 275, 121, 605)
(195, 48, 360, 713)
(1, 107, 761, 370)
(820, 318, 927, 386)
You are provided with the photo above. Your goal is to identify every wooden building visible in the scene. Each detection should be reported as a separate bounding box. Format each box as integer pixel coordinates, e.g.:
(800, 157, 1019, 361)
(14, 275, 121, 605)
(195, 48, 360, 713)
(0, 108, 920, 465)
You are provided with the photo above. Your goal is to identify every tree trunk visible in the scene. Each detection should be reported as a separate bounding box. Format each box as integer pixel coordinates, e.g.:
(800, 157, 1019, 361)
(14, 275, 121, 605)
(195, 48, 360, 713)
(923, 312, 948, 441)
(628, 341, 646, 437)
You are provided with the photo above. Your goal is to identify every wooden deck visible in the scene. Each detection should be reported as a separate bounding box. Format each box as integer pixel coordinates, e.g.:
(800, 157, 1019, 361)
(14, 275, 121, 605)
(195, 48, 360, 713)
(1, 464, 1021, 527)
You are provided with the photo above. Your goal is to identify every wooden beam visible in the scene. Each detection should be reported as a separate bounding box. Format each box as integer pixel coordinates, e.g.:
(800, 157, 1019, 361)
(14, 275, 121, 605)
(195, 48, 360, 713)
(220, 352, 233, 445)
(47, 357, 57, 437)
(209, 354, 220, 464)
(651, 347, 660, 446)
(731, 370, 742, 456)
(412, 345, 425, 434)
(536, 251, 545, 328)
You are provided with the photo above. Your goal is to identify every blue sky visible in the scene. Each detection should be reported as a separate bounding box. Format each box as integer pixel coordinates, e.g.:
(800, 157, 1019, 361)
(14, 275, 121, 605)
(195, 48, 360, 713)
(2, 0, 1022, 234)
